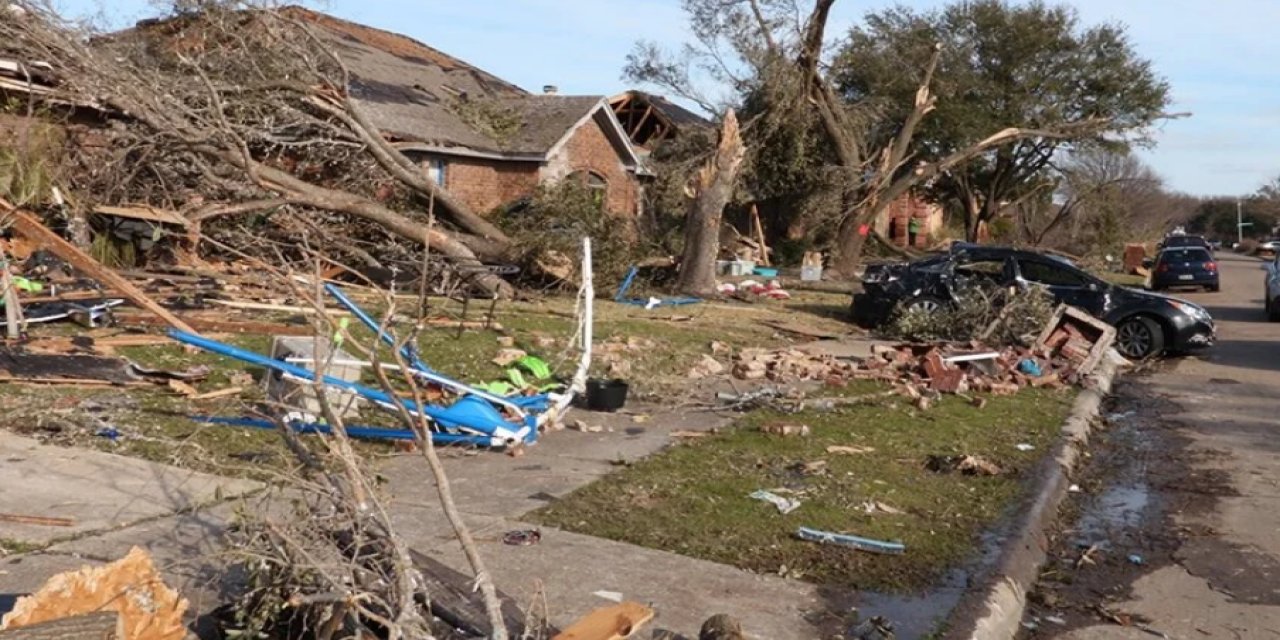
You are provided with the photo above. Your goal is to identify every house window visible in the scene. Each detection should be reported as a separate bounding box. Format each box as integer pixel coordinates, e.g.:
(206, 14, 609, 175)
(425, 157, 447, 187)
(569, 170, 608, 208)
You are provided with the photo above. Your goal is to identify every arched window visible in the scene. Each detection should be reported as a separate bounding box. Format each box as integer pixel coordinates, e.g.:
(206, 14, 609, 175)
(569, 170, 608, 208)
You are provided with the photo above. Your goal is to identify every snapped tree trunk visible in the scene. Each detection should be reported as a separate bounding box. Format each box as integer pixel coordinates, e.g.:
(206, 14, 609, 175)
(675, 110, 745, 297)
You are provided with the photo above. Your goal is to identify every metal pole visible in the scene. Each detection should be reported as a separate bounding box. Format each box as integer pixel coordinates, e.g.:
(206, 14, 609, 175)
(1238, 199, 1245, 244)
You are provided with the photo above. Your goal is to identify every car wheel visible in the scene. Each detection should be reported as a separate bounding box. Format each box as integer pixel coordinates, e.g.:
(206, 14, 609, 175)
(1115, 316, 1165, 360)
(1208, 283, 1220, 292)
(905, 295, 946, 315)
(1269, 296, 1280, 323)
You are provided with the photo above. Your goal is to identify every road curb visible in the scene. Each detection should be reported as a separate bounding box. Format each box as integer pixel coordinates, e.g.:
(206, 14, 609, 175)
(943, 353, 1122, 640)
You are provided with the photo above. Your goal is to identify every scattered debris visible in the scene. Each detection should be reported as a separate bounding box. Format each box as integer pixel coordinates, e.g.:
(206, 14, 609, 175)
(758, 422, 810, 437)
(795, 526, 905, 555)
(1033, 304, 1117, 375)
(847, 615, 895, 640)
(861, 501, 905, 515)
(1127, 554, 1144, 565)
(925, 454, 1003, 476)
(492, 347, 528, 367)
(687, 354, 726, 379)
(590, 591, 624, 604)
(749, 489, 801, 515)
(501, 529, 542, 546)
(826, 445, 875, 455)
(1015, 443, 1035, 452)
(0, 546, 188, 639)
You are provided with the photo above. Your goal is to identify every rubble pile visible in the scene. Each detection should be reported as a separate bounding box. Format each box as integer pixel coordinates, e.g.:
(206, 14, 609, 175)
(719, 303, 1115, 401)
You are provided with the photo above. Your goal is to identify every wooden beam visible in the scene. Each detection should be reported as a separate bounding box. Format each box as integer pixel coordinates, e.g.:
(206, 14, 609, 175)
(0, 612, 121, 639)
(1, 203, 199, 335)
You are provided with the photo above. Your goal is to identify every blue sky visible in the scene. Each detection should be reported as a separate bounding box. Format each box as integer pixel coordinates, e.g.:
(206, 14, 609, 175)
(54, 0, 1280, 197)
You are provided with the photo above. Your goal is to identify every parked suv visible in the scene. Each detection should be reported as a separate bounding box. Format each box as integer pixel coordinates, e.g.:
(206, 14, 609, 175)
(851, 245, 1216, 360)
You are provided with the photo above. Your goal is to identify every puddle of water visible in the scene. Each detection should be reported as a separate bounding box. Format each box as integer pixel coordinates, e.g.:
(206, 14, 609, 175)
(848, 532, 1005, 638)
(1073, 482, 1151, 549)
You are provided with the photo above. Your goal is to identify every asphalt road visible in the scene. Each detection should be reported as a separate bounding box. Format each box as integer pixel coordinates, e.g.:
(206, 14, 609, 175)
(1031, 251, 1280, 638)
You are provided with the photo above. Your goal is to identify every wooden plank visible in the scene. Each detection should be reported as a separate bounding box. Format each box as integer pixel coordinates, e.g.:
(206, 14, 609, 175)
(189, 386, 243, 401)
(407, 549, 527, 637)
(2, 206, 198, 335)
(0, 512, 74, 527)
(113, 312, 314, 336)
(552, 602, 654, 640)
(93, 205, 188, 227)
(0, 611, 121, 639)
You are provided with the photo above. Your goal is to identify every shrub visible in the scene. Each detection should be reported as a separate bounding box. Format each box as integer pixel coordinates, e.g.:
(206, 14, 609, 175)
(881, 279, 1057, 345)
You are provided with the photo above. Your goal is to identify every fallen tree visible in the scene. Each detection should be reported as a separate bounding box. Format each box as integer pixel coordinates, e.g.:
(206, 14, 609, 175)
(0, 1, 514, 295)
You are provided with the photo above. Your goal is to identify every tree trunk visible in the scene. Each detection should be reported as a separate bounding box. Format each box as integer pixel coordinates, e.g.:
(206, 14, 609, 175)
(675, 110, 745, 297)
(0, 612, 121, 639)
(202, 148, 514, 297)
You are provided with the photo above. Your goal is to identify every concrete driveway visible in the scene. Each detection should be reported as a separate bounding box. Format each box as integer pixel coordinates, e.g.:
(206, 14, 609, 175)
(1036, 251, 1280, 638)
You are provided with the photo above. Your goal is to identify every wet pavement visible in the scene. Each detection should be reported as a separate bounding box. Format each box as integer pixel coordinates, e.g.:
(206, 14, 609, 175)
(1022, 252, 1280, 638)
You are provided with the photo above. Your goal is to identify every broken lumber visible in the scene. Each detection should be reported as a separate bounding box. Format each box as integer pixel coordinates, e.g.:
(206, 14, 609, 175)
(0, 513, 74, 527)
(0, 612, 121, 639)
(552, 602, 655, 640)
(113, 312, 313, 336)
(3, 207, 197, 335)
(0, 547, 188, 640)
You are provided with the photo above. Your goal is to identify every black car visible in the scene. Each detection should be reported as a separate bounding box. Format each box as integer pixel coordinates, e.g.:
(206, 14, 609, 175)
(851, 245, 1215, 359)
(1150, 247, 1219, 292)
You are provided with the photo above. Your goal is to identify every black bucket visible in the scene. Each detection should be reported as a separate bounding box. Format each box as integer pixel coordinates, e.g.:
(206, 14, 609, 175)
(585, 378, 629, 412)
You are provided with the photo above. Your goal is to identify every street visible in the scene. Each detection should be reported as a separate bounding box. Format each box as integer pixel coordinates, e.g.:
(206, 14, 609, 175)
(1025, 252, 1280, 638)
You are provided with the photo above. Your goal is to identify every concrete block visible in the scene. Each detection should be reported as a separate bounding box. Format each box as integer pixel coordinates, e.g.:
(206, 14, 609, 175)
(265, 336, 364, 419)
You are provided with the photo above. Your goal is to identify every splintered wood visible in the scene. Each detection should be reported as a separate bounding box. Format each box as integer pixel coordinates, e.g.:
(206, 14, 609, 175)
(0, 547, 189, 640)
(552, 602, 655, 640)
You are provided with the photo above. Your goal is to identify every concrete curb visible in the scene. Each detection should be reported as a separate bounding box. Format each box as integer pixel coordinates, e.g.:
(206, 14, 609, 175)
(943, 353, 1123, 640)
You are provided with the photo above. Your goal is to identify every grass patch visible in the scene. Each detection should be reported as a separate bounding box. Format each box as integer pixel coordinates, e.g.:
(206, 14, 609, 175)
(529, 385, 1075, 592)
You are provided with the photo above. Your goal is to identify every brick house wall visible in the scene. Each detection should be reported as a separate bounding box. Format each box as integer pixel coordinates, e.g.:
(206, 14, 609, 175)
(540, 115, 640, 217)
(411, 112, 641, 218)
(875, 193, 943, 248)
(438, 157, 540, 214)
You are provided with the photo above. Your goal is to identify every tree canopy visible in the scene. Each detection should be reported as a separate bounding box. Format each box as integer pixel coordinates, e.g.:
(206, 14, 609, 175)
(834, 0, 1171, 240)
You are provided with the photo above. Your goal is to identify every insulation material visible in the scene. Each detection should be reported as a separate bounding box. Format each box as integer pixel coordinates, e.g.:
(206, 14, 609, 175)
(1, 547, 189, 640)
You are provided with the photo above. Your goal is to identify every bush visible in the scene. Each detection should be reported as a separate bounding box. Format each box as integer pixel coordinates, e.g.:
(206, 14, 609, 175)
(1237, 238, 1259, 255)
(496, 181, 648, 288)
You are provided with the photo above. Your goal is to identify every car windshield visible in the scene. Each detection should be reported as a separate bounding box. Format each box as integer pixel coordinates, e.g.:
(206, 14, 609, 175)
(1159, 248, 1211, 262)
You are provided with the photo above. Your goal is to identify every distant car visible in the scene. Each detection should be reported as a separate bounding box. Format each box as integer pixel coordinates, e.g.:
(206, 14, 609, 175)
(1259, 239, 1280, 254)
(851, 245, 1216, 359)
(1159, 235, 1213, 254)
(1208, 239, 1223, 251)
(1264, 254, 1280, 322)
(1150, 247, 1219, 292)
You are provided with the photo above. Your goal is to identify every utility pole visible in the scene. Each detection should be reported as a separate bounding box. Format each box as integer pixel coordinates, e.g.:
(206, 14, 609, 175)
(1238, 199, 1244, 245)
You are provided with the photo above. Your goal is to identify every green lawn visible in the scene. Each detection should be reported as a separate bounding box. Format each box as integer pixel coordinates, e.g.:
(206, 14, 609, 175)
(529, 385, 1075, 591)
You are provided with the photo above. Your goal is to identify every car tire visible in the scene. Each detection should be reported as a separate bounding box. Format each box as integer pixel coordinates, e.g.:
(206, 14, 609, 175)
(904, 295, 947, 315)
(1269, 296, 1280, 323)
(1115, 316, 1165, 360)
(1208, 283, 1220, 292)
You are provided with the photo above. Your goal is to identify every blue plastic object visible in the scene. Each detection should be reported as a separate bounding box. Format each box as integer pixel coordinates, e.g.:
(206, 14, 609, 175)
(1018, 358, 1043, 377)
(324, 283, 549, 419)
(166, 329, 532, 445)
(795, 526, 906, 555)
(614, 266, 701, 307)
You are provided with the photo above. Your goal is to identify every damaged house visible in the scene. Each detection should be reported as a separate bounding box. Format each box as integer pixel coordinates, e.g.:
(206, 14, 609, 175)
(287, 9, 650, 219)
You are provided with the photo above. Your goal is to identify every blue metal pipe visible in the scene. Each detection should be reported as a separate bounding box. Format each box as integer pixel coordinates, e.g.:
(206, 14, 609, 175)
(192, 416, 499, 446)
(166, 329, 526, 441)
